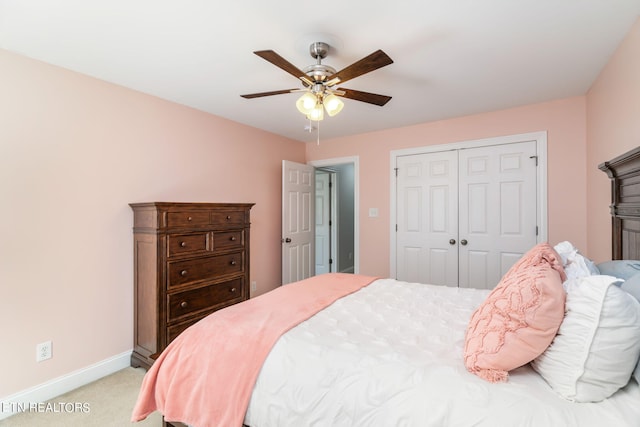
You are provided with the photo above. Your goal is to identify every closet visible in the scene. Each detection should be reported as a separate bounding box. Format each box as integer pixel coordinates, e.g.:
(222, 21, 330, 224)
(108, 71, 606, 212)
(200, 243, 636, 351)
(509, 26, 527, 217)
(394, 136, 543, 289)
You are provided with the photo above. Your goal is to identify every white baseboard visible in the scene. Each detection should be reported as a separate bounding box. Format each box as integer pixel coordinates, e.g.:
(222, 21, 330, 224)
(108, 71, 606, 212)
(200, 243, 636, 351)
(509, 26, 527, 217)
(0, 350, 132, 420)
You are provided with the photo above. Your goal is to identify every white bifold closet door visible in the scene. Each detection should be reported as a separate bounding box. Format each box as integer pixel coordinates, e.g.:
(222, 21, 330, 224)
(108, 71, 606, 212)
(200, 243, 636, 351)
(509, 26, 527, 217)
(396, 141, 538, 289)
(396, 150, 459, 287)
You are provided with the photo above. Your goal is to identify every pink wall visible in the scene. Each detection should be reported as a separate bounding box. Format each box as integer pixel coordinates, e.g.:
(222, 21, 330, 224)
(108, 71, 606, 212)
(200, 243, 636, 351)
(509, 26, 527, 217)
(0, 49, 305, 397)
(586, 17, 640, 262)
(306, 97, 588, 277)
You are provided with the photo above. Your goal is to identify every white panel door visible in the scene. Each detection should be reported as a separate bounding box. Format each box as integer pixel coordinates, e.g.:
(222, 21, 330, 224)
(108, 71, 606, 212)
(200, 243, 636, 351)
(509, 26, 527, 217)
(396, 151, 459, 286)
(282, 160, 315, 285)
(458, 141, 538, 289)
(315, 171, 331, 274)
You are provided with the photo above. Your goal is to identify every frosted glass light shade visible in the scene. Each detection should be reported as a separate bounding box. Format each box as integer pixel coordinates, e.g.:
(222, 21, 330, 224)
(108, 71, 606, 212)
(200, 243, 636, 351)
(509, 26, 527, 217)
(323, 94, 344, 117)
(296, 92, 317, 115)
(306, 104, 324, 121)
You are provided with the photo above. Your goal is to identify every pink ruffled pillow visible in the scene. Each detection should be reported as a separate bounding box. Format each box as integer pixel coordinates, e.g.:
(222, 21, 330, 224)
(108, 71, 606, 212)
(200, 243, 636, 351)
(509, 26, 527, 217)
(463, 243, 567, 383)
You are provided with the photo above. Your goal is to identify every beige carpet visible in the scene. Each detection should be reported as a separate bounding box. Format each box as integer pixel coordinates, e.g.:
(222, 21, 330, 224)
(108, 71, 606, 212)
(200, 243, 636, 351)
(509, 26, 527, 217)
(0, 367, 162, 426)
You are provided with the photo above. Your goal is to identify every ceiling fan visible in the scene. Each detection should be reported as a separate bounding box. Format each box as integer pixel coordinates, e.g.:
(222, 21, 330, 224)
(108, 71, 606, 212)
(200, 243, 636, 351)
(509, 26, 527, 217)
(240, 42, 393, 121)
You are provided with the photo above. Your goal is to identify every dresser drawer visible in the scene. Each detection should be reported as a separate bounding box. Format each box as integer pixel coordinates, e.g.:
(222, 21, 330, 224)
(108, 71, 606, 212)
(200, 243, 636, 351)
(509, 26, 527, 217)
(213, 230, 244, 251)
(167, 211, 210, 227)
(167, 232, 208, 257)
(167, 252, 244, 288)
(167, 316, 200, 344)
(211, 210, 245, 226)
(168, 278, 243, 321)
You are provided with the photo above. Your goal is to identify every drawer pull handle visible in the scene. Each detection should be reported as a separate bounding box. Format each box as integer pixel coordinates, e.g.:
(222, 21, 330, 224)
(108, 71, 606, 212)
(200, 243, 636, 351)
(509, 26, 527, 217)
(187, 216, 193, 221)
(180, 270, 188, 276)
(230, 236, 236, 241)
(180, 301, 188, 309)
(230, 288, 237, 293)
(230, 260, 237, 266)
(180, 241, 187, 247)
(226, 215, 232, 220)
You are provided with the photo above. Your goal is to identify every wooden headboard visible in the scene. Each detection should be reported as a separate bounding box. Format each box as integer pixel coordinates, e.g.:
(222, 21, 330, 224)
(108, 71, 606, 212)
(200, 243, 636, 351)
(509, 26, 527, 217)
(599, 146, 640, 260)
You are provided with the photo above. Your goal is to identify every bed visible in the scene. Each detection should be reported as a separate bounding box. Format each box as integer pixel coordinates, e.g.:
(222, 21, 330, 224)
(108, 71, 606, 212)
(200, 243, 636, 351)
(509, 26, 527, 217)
(132, 146, 640, 427)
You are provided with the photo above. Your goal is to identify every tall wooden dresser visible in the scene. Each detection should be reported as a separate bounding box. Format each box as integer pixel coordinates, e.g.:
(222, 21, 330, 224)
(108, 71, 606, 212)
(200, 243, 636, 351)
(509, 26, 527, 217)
(129, 202, 254, 369)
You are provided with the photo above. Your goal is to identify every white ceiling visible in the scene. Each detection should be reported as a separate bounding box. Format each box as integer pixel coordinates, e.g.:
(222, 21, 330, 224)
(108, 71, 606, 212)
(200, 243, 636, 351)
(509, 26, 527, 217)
(1, 1, 639, 142)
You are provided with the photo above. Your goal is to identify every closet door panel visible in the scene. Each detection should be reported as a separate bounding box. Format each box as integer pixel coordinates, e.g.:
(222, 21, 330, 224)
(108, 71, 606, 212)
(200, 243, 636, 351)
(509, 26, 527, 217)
(396, 151, 458, 286)
(459, 141, 537, 289)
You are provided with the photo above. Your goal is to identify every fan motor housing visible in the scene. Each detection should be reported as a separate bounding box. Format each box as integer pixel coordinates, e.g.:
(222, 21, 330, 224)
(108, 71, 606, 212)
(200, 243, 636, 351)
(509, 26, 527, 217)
(303, 64, 336, 83)
(305, 42, 336, 83)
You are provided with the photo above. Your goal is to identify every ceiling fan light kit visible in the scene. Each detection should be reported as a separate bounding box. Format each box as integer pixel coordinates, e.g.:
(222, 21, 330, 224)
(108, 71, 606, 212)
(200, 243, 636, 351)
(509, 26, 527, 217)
(295, 85, 344, 120)
(241, 42, 393, 122)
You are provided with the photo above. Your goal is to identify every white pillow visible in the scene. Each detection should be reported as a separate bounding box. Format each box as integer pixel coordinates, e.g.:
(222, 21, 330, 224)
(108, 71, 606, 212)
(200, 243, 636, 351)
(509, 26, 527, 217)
(553, 241, 599, 279)
(620, 273, 640, 384)
(531, 275, 640, 402)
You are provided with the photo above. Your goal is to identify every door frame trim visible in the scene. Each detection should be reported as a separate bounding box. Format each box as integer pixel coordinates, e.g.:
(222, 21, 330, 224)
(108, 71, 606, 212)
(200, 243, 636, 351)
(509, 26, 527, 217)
(389, 131, 548, 278)
(309, 156, 360, 275)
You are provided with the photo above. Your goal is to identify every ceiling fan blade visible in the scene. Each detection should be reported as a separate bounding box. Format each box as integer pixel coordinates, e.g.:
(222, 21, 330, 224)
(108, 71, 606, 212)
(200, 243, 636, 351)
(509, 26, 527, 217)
(240, 89, 299, 99)
(337, 88, 392, 106)
(253, 50, 313, 86)
(327, 50, 393, 85)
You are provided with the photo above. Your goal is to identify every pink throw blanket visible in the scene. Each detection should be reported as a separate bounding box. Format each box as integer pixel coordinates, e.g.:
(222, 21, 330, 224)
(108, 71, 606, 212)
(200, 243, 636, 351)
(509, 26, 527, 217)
(131, 273, 377, 427)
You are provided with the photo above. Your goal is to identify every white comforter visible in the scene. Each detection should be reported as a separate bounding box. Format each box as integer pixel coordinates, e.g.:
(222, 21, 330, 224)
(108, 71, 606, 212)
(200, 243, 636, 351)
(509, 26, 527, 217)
(244, 279, 640, 427)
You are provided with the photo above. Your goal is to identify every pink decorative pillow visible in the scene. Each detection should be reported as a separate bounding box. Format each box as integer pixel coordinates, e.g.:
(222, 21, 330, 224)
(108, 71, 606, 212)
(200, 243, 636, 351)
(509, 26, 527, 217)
(463, 243, 566, 383)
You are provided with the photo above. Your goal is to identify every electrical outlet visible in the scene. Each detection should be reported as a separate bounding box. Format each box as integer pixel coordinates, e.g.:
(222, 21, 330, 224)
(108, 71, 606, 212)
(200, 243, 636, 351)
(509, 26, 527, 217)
(36, 341, 52, 362)
(251, 281, 257, 292)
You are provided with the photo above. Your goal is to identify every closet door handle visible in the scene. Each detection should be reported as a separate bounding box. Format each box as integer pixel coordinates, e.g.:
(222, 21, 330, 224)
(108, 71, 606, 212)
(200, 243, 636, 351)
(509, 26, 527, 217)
(449, 239, 456, 245)
(461, 239, 468, 246)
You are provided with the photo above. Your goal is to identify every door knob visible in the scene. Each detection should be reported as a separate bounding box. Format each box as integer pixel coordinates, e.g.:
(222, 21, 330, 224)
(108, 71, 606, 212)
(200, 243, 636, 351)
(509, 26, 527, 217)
(282, 237, 292, 243)
(449, 239, 456, 245)
(461, 239, 468, 246)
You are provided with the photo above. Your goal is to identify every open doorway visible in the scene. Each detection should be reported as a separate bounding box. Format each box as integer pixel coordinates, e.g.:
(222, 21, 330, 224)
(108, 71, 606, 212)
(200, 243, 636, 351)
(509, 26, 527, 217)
(314, 168, 336, 274)
(310, 157, 358, 275)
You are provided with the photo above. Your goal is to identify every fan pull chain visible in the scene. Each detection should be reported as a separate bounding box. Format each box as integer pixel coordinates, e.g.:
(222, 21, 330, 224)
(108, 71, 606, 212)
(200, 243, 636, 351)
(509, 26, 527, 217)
(316, 118, 320, 146)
